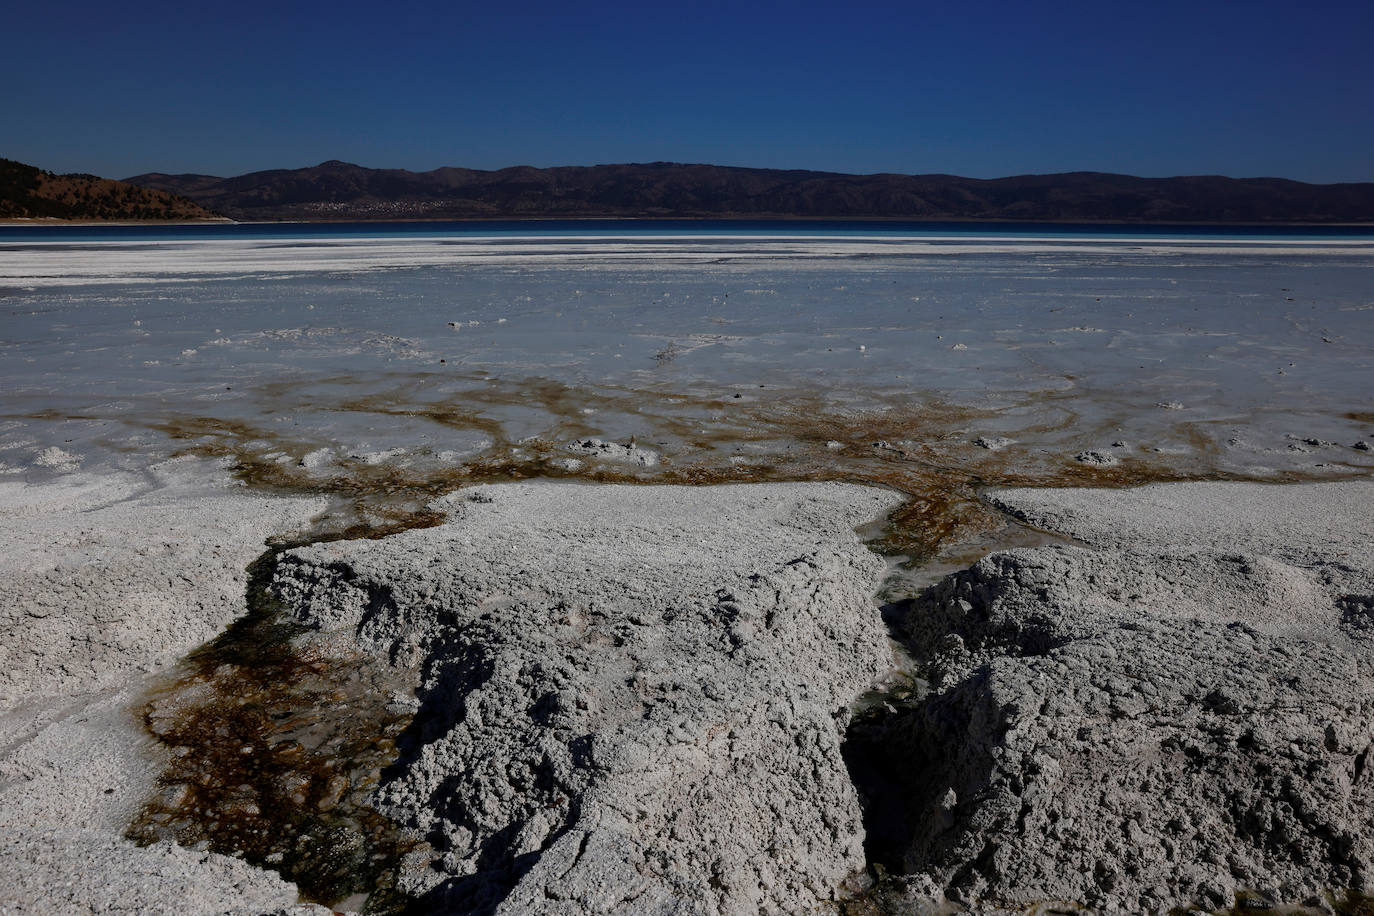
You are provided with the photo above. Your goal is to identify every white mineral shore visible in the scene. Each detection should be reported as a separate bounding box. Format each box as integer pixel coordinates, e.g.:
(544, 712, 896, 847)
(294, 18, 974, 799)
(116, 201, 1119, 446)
(0, 457, 330, 915)
(4, 235, 1371, 287)
(270, 481, 904, 914)
(853, 479, 1374, 914)
(7, 459, 1374, 916)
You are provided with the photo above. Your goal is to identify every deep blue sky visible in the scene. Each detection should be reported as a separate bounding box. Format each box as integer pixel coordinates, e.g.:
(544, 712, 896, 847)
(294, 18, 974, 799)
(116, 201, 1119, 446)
(4, 0, 1372, 182)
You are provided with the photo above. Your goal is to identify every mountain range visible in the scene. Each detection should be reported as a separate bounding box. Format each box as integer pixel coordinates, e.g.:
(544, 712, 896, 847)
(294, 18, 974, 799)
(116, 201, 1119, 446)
(5, 155, 1372, 224)
(123, 160, 1374, 222)
(124, 161, 1374, 224)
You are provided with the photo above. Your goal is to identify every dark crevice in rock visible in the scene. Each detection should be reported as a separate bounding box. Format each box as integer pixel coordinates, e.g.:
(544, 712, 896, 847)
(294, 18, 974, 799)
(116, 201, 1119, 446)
(842, 488, 1374, 914)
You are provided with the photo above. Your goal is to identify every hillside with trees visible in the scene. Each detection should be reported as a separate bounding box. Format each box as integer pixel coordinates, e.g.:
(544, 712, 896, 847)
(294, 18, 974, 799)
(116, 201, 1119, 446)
(1, 158, 221, 221)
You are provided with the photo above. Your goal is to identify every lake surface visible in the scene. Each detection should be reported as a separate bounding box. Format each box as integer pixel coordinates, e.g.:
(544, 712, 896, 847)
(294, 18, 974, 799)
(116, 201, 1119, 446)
(4, 218, 1374, 243)
(2, 221, 1371, 554)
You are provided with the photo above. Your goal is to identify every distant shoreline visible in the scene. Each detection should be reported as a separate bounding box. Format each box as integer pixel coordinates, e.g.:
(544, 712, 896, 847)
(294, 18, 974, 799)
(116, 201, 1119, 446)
(4, 215, 1374, 229)
(0, 217, 234, 227)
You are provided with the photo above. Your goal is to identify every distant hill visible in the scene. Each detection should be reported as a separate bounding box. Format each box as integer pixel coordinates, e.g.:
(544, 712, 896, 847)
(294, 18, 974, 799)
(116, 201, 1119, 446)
(0, 158, 221, 221)
(124, 160, 1374, 223)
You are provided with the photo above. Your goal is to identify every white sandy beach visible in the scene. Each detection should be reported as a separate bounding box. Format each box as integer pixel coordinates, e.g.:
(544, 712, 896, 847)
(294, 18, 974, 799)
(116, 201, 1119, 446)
(3, 233, 1373, 288)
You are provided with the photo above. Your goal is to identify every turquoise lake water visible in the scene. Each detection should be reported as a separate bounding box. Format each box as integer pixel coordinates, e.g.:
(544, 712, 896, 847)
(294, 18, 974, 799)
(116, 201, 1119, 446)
(3, 218, 1374, 243)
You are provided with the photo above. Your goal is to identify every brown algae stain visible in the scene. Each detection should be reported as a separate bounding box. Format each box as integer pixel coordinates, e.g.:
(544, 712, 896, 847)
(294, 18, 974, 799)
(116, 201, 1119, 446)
(142, 379, 1363, 567)
(127, 546, 428, 915)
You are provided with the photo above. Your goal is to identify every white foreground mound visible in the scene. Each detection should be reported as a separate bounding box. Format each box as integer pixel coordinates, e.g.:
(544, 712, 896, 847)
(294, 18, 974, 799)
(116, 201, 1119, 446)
(271, 481, 902, 915)
(0, 458, 326, 915)
(853, 479, 1374, 914)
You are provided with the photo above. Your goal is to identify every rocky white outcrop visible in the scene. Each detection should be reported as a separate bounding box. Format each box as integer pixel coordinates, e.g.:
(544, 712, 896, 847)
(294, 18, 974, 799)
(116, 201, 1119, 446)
(850, 480, 1374, 914)
(271, 481, 902, 914)
(564, 438, 660, 467)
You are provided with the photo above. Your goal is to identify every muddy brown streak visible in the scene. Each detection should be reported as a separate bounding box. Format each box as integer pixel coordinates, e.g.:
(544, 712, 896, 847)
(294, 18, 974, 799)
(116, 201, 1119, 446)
(136, 374, 1370, 563)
